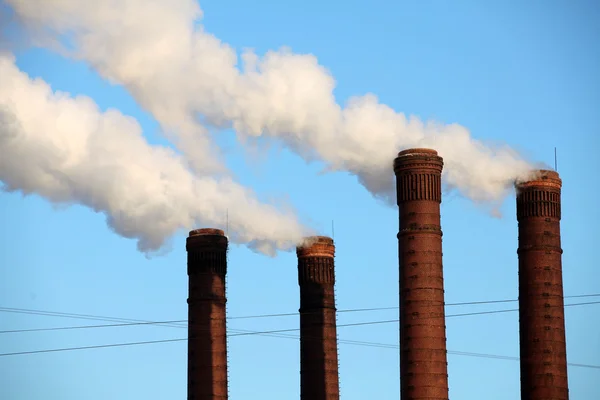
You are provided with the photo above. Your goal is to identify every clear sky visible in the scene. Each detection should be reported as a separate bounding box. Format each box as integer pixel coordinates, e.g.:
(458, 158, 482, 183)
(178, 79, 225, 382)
(1, 1, 599, 399)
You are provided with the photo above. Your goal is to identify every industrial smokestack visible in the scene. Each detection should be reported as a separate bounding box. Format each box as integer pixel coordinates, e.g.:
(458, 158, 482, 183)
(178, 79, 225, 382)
(394, 148, 449, 400)
(186, 228, 229, 400)
(516, 170, 569, 400)
(297, 236, 340, 400)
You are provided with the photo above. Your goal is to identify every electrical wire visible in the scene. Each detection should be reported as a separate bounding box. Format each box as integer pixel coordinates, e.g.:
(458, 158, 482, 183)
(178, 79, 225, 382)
(2, 292, 599, 324)
(2, 300, 599, 335)
(212, 293, 600, 320)
(0, 307, 188, 328)
(1, 301, 598, 370)
(0, 320, 188, 334)
(1, 323, 599, 371)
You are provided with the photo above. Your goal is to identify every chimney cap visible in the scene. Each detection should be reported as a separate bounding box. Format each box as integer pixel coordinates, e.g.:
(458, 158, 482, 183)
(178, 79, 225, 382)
(300, 235, 333, 245)
(534, 169, 560, 179)
(397, 148, 438, 157)
(296, 236, 335, 258)
(394, 148, 443, 173)
(189, 228, 225, 237)
(516, 169, 562, 190)
(186, 228, 228, 252)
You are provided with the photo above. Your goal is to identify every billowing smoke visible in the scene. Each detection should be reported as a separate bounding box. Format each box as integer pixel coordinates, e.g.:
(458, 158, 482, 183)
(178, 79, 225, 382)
(0, 54, 311, 255)
(5, 0, 535, 207)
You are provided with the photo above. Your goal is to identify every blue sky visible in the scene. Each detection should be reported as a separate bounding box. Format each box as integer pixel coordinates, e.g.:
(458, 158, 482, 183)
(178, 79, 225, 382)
(1, 1, 599, 399)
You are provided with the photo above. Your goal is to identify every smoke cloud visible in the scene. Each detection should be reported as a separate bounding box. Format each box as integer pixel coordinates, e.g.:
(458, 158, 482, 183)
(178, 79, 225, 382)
(1, 1, 540, 254)
(5, 0, 535, 207)
(0, 54, 311, 255)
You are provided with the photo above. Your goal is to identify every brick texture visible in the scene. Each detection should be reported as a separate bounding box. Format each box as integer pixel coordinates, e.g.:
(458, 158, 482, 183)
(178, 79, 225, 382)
(297, 236, 340, 400)
(394, 148, 449, 400)
(186, 228, 229, 400)
(516, 171, 569, 400)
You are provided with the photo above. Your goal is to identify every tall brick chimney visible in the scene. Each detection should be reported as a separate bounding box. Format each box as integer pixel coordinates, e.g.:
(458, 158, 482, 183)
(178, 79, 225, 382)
(297, 236, 340, 400)
(393, 148, 449, 400)
(516, 170, 569, 400)
(186, 228, 229, 400)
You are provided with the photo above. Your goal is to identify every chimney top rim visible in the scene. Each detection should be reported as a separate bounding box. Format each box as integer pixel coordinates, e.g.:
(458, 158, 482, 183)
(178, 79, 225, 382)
(299, 235, 334, 245)
(536, 169, 560, 177)
(296, 236, 335, 256)
(397, 148, 438, 157)
(188, 228, 225, 237)
(516, 169, 561, 188)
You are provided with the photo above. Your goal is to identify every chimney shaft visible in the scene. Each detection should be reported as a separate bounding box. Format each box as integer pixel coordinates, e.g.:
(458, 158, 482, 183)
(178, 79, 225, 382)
(186, 228, 229, 400)
(516, 170, 569, 400)
(297, 236, 340, 400)
(393, 148, 449, 400)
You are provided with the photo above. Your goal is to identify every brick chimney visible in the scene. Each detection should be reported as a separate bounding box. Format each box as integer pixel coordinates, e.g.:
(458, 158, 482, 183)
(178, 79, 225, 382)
(186, 228, 229, 400)
(297, 236, 340, 400)
(394, 148, 449, 400)
(516, 170, 569, 400)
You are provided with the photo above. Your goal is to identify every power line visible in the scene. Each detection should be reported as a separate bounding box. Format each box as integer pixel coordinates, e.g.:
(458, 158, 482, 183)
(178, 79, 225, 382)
(0, 307, 187, 328)
(0, 337, 186, 357)
(0, 307, 189, 331)
(2, 292, 599, 324)
(1, 303, 598, 370)
(0, 319, 410, 357)
(228, 293, 600, 319)
(0, 303, 598, 358)
(2, 300, 599, 335)
(1, 324, 598, 371)
(0, 320, 188, 334)
(235, 329, 600, 370)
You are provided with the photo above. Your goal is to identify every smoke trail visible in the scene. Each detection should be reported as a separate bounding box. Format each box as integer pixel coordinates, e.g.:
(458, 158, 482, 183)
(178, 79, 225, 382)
(4, 0, 536, 205)
(0, 54, 311, 255)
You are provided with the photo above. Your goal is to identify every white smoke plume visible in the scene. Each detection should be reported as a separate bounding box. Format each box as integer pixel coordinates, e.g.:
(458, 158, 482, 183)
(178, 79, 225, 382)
(0, 54, 312, 255)
(4, 0, 535, 206)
